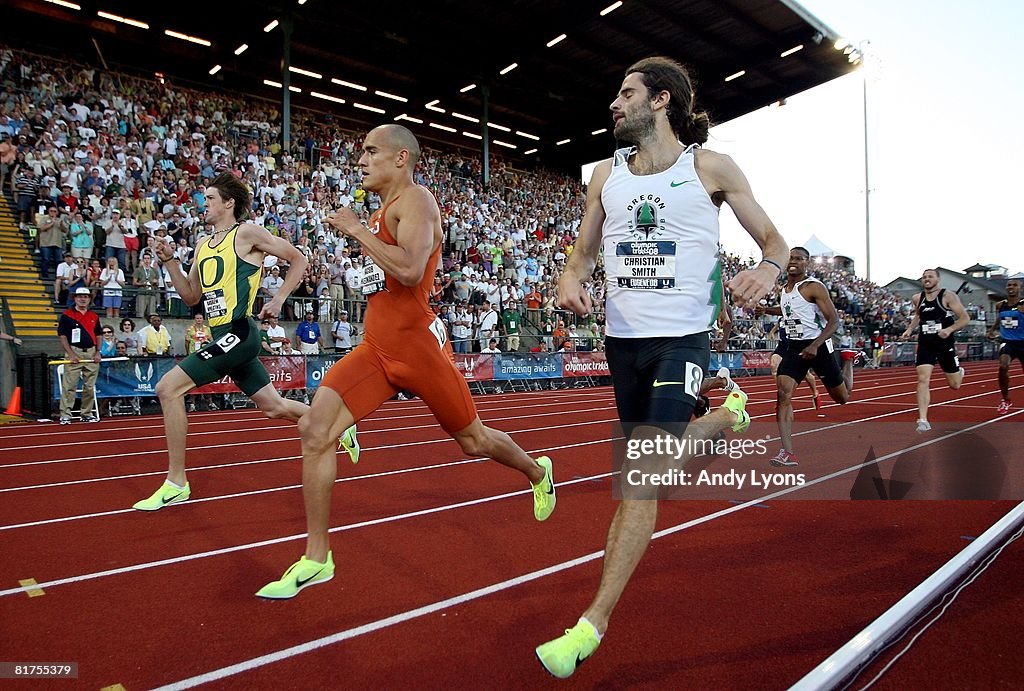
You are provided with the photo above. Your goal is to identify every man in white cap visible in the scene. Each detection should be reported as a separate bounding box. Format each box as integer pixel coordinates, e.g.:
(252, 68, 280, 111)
(56, 287, 103, 424)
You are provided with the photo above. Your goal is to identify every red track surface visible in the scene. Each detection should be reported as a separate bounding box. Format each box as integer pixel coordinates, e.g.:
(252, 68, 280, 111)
(0, 362, 1021, 689)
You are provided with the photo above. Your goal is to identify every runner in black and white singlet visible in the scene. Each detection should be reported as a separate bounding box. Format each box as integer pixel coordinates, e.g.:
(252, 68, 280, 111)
(987, 277, 1024, 414)
(767, 247, 857, 467)
(900, 268, 969, 432)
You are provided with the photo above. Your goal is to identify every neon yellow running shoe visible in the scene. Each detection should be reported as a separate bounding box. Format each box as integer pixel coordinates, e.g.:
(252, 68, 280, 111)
(337, 425, 360, 464)
(132, 480, 190, 511)
(721, 388, 750, 433)
(255, 551, 335, 599)
(536, 618, 602, 679)
(532, 456, 555, 521)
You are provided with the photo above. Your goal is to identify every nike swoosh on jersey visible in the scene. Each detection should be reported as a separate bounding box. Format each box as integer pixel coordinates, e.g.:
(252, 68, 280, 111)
(670, 180, 696, 187)
(652, 380, 685, 387)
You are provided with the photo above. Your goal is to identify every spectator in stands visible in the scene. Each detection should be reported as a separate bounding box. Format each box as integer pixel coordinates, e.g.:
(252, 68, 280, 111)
(294, 309, 323, 355)
(265, 314, 288, 353)
(68, 210, 94, 259)
(331, 310, 357, 353)
(478, 301, 499, 352)
(451, 301, 473, 354)
(157, 254, 184, 317)
(260, 265, 287, 318)
(104, 209, 127, 270)
(99, 255, 125, 318)
(116, 318, 137, 353)
(0, 133, 13, 194)
(137, 313, 171, 356)
(481, 338, 501, 354)
(502, 299, 521, 351)
(98, 324, 118, 357)
(13, 163, 38, 229)
(133, 252, 160, 319)
(184, 313, 212, 354)
(36, 205, 66, 278)
(54, 252, 77, 304)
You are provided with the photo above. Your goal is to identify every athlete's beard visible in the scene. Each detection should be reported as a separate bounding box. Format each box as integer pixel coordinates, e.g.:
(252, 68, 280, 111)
(614, 101, 656, 146)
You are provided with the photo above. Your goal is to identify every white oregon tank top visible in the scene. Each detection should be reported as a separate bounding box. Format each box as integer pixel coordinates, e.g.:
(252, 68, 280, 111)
(780, 277, 827, 341)
(601, 144, 721, 338)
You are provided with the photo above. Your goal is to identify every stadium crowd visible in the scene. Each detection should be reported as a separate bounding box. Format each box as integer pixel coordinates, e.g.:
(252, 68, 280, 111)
(1, 45, 914, 354)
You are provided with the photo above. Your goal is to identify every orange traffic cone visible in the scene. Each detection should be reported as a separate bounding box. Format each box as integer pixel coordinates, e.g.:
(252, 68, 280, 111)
(4, 386, 22, 416)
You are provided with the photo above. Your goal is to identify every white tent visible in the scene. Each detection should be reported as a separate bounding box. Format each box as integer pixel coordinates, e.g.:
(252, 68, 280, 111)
(802, 234, 836, 258)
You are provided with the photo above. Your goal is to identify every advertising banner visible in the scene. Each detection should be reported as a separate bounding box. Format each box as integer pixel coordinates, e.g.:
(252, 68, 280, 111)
(192, 355, 306, 394)
(741, 350, 773, 370)
(493, 353, 562, 380)
(562, 352, 610, 378)
(305, 354, 344, 389)
(710, 351, 744, 372)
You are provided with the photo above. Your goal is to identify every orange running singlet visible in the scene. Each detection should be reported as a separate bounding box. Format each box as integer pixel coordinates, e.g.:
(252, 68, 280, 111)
(321, 192, 478, 433)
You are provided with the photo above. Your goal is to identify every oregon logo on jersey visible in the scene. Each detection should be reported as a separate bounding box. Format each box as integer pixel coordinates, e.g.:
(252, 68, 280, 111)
(199, 255, 225, 288)
(626, 194, 666, 240)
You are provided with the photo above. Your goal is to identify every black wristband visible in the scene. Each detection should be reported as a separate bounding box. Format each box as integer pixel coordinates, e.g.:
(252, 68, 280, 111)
(759, 258, 783, 274)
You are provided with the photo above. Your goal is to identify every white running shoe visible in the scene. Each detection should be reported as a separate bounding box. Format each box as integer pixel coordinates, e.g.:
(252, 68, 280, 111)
(716, 367, 737, 393)
(916, 419, 932, 433)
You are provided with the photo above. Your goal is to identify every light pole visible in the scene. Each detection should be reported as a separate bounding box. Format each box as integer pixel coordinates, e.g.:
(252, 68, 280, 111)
(862, 66, 871, 282)
(837, 38, 872, 281)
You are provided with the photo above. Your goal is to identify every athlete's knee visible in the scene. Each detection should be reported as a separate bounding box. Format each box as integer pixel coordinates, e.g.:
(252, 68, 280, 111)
(454, 425, 490, 457)
(831, 388, 850, 405)
(260, 395, 290, 419)
(297, 411, 332, 453)
(155, 376, 178, 401)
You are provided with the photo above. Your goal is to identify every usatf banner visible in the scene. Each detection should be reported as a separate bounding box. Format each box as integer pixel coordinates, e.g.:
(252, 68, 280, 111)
(52, 357, 179, 399)
(192, 355, 306, 393)
(451, 353, 494, 382)
(711, 351, 744, 372)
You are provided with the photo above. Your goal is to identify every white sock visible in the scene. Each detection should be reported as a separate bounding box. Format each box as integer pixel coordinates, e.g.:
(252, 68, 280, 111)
(580, 616, 603, 640)
(166, 478, 186, 490)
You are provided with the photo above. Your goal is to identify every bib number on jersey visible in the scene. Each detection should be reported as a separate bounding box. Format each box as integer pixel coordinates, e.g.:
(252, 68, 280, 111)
(922, 321, 941, 335)
(203, 289, 228, 319)
(1001, 316, 1019, 330)
(783, 318, 804, 339)
(359, 258, 387, 296)
(614, 241, 676, 289)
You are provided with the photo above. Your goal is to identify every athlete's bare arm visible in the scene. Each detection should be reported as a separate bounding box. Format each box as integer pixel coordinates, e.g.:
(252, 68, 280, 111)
(239, 224, 310, 319)
(154, 240, 202, 306)
(326, 187, 440, 287)
(939, 290, 971, 339)
(716, 285, 733, 352)
(988, 300, 1007, 339)
(558, 160, 611, 317)
(801, 281, 841, 357)
(901, 293, 922, 339)
(695, 150, 788, 307)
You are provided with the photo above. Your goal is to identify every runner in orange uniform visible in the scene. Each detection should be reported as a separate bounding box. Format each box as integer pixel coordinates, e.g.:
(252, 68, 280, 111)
(257, 124, 556, 599)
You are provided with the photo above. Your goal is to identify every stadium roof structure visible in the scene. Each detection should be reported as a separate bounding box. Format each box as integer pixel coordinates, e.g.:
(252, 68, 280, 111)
(3, 0, 860, 173)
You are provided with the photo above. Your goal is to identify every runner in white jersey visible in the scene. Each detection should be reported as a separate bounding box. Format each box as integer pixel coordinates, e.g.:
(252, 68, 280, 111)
(538, 56, 789, 679)
(762, 247, 857, 467)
